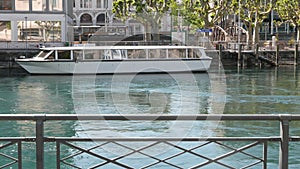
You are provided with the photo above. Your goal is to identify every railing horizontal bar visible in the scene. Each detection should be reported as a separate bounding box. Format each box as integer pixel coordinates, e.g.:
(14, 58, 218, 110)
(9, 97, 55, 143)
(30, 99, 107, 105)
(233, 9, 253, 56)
(44, 114, 299, 121)
(0, 137, 35, 141)
(290, 137, 300, 141)
(47, 137, 281, 142)
(0, 114, 298, 121)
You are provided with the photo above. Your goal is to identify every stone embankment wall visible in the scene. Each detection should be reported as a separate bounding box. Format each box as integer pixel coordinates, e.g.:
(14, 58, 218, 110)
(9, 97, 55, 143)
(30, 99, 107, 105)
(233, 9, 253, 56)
(0, 50, 39, 76)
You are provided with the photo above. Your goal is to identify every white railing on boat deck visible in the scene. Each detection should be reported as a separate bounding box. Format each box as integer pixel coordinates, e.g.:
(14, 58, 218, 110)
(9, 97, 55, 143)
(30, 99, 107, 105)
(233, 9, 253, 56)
(40, 46, 209, 61)
(0, 114, 298, 169)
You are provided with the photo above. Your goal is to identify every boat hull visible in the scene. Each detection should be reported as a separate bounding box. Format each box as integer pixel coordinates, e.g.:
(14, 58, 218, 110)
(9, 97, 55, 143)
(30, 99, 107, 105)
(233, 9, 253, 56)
(16, 59, 212, 75)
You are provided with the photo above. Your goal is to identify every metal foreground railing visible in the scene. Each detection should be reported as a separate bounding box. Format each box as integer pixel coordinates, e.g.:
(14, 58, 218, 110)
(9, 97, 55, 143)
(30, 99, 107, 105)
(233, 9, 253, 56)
(0, 114, 299, 169)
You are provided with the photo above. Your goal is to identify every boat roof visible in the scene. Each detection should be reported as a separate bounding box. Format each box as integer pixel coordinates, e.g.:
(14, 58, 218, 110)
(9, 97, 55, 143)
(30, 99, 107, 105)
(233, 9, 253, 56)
(40, 45, 205, 51)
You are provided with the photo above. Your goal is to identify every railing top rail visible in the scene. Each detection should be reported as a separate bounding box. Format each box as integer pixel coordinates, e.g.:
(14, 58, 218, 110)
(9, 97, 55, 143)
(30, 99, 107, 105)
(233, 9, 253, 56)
(40, 45, 205, 51)
(48, 137, 281, 142)
(0, 114, 298, 121)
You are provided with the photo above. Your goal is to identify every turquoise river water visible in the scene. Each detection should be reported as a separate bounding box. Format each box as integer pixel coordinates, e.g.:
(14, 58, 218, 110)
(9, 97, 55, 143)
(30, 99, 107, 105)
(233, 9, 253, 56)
(1, 67, 300, 168)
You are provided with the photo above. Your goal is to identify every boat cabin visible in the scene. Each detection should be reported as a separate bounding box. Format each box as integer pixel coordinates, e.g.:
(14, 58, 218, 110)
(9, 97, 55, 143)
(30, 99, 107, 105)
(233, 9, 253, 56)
(32, 46, 208, 61)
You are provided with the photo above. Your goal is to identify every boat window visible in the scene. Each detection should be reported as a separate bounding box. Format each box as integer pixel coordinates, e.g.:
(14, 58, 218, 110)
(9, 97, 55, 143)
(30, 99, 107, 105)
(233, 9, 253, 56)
(121, 50, 127, 59)
(190, 49, 200, 58)
(47, 51, 55, 59)
(36, 51, 50, 58)
(84, 50, 99, 60)
(168, 49, 180, 58)
(103, 50, 111, 59)
(149, 49, 167, 59)
(127, 49, 146, 59)
(58, 51, 71, 60)
(85, 53, 94, 59)
(73, 50, 83, 60)
(112, 49, 122, 59)
(192, 48, 202, 58)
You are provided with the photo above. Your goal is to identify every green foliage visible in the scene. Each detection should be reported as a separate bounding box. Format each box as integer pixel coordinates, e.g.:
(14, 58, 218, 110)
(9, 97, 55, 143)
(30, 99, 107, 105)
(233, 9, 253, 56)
(182, 0, 230, 28)
(230, 0, 275, 44)
(288, 38, 295, 46)
(112, 0, 176, 41)
(276, 0, 300, 41)
(113, 0, 173, 22)
(111, 0, 300, 44)
(276, 0, 300, 26)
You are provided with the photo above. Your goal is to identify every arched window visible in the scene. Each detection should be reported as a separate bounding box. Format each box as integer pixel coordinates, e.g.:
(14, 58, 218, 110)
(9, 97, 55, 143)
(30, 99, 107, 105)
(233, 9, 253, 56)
(96, 14, 106, 26)
(80, 13, 92, 25)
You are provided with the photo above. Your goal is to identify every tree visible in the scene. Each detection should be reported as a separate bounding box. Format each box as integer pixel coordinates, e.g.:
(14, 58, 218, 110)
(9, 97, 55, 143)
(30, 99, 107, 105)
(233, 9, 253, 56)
(112, 0, 175, 41)
(276, 0, 300, 42)
(230, 0, 274, 45)
(35, 21, 60, 41)
(182, 0, 230, 29)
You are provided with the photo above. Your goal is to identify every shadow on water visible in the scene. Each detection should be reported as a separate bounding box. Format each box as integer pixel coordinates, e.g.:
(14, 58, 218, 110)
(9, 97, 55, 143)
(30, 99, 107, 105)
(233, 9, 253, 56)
(0, 57, 30, 77)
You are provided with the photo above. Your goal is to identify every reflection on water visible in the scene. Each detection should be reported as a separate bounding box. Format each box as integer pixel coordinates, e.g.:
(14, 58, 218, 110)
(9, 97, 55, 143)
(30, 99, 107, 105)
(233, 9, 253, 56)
(3, 76, 75, 114)
(72, 73, 221, 138)
(226, 67, 300, 114)
(0, 76, 76, 168)
(71, 73, 227, 168)
(224, 67, 300, 169)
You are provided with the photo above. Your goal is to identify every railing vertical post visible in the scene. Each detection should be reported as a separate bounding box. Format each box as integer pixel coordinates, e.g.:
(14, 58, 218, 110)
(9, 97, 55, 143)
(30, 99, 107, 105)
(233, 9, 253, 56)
(279, 116, 290, 169)
(18, 140, 22, 169)
(36, 117, 45, 169)
(56, 141, 60, 169)
(263, 141, 267, 169)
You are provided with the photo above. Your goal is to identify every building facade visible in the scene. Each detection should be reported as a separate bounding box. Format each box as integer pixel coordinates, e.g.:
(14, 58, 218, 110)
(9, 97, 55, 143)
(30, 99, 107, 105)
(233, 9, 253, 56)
(0, 0, 73, 43)
(0, 0, 172, 44)
(73, 0, 148, 42)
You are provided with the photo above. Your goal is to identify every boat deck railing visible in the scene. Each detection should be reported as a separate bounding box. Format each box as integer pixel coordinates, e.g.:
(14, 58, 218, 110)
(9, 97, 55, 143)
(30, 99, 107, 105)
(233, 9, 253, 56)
(0, 114, 298, 169)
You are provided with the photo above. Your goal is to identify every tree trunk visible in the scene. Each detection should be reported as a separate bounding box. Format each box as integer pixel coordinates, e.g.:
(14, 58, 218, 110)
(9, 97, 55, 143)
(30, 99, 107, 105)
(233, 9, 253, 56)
(297, 26, 300, 44)
(253, 22, 260, 46)
(247, 25, 253, 46)
(152, 21, 160, 42)
(144, 23, 151, 42)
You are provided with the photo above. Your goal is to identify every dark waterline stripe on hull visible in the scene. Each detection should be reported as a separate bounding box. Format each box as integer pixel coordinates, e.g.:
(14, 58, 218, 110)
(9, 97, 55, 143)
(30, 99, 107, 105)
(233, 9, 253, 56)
(28, 70, 208, 76)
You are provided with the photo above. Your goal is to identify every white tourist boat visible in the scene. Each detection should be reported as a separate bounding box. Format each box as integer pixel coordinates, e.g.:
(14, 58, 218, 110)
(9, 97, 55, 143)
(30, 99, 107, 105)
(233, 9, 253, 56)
(15, 45, 212, 75)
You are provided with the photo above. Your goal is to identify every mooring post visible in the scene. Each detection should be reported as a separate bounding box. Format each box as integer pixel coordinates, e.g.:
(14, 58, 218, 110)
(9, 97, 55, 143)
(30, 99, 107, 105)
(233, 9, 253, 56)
(255, 43, 259, 66)
(238, 44, 242, 67)
(8, 56, 12, 76)
(276, 44, 279, 66)
(36, 116, 45, 169)
(219, 43, 222, 67)
(279, 115, 290, 169)
(242, 54, 246, 68)
(294, 44, 298, 66)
